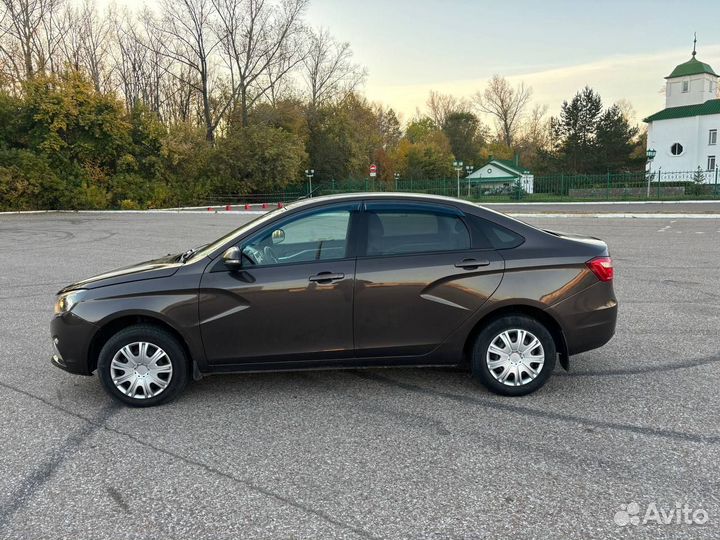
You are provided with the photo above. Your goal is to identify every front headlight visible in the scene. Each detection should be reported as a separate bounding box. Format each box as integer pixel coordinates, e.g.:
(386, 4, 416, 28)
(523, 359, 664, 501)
(54, 291, 84, 315)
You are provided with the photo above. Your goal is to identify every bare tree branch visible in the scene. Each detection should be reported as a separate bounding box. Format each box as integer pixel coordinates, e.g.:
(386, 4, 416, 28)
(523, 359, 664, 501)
(473, 75, 532, 147)
(302, 26, 365, 110)
(212, 0, 308, 127)
(426, 90, 470, 128)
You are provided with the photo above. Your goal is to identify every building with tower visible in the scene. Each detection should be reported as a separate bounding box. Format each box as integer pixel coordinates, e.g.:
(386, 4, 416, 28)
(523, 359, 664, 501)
(644, 39, 719, 178)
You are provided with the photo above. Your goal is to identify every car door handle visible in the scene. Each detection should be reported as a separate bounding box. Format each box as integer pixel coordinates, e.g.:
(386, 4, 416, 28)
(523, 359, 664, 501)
(308, 272, 345, 283)
(454, 258, 491, 269)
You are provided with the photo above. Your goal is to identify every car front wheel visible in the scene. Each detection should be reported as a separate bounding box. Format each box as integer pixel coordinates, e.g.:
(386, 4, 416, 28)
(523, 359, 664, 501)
(472, 315, 556, 396)
(98, 325, 188, 407)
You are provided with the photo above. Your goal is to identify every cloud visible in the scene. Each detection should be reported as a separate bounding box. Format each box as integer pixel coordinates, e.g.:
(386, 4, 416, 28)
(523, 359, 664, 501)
(365, 44, 720, 124)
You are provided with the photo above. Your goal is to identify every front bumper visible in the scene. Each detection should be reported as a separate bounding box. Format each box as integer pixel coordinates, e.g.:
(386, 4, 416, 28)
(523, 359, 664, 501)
(50, 312, 98, 375)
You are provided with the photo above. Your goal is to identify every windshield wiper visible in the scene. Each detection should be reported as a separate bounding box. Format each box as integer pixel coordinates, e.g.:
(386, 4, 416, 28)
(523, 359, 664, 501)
(177, 243, 209, 263)
(178, 249, 196, 263)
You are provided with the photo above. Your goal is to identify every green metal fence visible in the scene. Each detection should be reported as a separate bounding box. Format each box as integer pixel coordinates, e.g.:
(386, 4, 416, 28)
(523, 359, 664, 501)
(313, 169, 720, 202)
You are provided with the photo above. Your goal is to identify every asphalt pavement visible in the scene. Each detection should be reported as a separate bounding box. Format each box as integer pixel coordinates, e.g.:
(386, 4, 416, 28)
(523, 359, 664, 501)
(1, 210, 719, 539)
(172, 199, 720, 215)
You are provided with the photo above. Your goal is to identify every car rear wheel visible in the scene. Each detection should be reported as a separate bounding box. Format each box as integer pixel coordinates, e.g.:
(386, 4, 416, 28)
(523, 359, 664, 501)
(471, 315, 556, 396)
(98, 325, 188, 407)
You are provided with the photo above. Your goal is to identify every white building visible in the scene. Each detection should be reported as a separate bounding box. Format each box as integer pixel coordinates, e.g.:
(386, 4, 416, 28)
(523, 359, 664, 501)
(645, 45, 720, 177)
(466, 158, 534, 194)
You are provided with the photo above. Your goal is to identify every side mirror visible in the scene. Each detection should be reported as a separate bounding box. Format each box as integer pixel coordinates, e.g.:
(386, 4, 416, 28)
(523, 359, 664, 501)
(222, 246, 242, 269)
(271, 229, 285, 244)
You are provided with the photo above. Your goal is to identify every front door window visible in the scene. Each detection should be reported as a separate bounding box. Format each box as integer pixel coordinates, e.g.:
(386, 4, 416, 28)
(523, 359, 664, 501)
(242, 209, 352, 266)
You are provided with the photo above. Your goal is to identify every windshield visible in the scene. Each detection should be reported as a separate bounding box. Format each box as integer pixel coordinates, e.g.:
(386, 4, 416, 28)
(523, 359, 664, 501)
(185, 207, 287, 263)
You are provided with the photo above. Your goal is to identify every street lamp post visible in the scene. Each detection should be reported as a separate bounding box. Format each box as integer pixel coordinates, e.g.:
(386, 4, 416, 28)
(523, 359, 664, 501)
(394, 172, 400, 191)
(305, 169, 315, 197)
(453, 160, 463, 198)
(645, 149, 656, 198)
(465, 164, 474, 197)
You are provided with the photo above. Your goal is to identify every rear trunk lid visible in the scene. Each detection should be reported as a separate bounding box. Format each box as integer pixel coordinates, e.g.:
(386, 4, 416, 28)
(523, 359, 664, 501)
(542, 229, 609, 256)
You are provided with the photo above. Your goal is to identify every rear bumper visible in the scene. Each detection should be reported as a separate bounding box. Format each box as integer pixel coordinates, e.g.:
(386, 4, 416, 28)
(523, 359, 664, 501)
(550, 281, 618, 356)
(50, 312, 97, 376)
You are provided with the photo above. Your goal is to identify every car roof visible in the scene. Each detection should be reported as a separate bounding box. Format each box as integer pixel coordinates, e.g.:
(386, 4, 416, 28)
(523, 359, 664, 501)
(285, 192, 479, 212)
(283, 192, 544, 239)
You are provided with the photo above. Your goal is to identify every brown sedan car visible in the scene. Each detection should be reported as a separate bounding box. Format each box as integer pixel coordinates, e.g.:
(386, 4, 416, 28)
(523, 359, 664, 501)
(51, 193, 617, 406)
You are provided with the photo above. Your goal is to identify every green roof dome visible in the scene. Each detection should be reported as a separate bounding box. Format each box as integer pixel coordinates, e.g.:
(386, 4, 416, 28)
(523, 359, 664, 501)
(666, 56, 718, 79)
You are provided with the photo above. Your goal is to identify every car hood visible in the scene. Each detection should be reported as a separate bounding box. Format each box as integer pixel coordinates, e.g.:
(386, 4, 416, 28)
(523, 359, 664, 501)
(58, 254, 183, 293)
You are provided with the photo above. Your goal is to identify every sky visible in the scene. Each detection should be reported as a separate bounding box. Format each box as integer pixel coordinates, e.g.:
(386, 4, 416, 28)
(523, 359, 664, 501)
(102, 0, 720, 125)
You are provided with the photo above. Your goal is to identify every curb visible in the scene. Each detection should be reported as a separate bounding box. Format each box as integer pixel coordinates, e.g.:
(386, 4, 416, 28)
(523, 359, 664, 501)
(507, 213, 720, 219)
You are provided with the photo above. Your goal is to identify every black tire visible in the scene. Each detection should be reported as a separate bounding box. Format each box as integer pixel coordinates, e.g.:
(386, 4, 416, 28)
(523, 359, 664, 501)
(98, 325, 189, 407)
(471, 315, 556, 396)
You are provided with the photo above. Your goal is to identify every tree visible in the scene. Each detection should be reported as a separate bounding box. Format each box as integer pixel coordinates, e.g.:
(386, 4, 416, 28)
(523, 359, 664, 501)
(150, 0, 219, 141)
(57, 1, 112, 92)
(551, 86, 603, 173)
(595, 104, 638, 172)
(391, 134, 454, 181)
(76, 1, 112, 92)
(516, 104, 551, 171)
(212, 0, 308, 128)
(305, 93, 381, 181)
(21, 70, 131, 169)
(249, 98, 306, 135)
(376, 106, 401, 150)
(426, 90, 469, 128)
(404, 117, 437, 144)
(550, 87, 641, 174)
(473, 75, 531, 147)
(211, 124, 306, 193)
(302, 27, 365, 110)
(391, 120, 453, 181)
(0, 0, 62, 81)
(692, 166, 705, 185)
(442, 111, 484, 165)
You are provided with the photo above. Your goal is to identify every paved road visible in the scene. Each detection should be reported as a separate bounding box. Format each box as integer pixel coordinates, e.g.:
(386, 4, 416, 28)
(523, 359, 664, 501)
(485, 200, 720, 214)
(1, 212, 719, 539)
(172, 199, 720, 215)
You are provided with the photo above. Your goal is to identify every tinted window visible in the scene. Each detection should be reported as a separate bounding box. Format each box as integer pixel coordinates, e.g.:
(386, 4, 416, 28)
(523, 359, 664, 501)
(467, 215, 524, 250)
(243, 209, 351, 265)
(366, 209, 470, 256)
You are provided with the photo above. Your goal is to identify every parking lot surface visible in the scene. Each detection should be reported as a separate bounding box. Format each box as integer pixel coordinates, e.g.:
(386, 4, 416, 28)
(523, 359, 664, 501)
(1, 210, 719, 539)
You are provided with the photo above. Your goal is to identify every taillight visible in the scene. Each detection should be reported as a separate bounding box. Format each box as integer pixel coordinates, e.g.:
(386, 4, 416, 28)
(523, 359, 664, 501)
(586, 256, 613, 282)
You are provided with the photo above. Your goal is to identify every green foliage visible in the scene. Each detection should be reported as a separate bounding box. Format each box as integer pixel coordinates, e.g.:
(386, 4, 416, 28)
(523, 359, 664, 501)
(75, 183, 112, 209)
(0, 68, 652, 212)
(442, 112, 484, 165)
(391, 131, 454, 181)
(249, 100, 307, 137)
(692, 167, 706, 184)
(596, 105, 639, 172)
(405, 117, 438, 144)
(212, 125, 307, 193)
(21, 72, 131, 170)
(552, 86, 603, 173)
(306, 94, 381, 181)
(0, 149, 65, 210)
(551, 87, 640, 174)
(377, 107, 402, 150)
(160, 122, 215, 206)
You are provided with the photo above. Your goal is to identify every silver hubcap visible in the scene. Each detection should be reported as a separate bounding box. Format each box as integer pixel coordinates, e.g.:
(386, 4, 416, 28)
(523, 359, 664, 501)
(110, 342, 173, 399)
(486, 329, 545, 387)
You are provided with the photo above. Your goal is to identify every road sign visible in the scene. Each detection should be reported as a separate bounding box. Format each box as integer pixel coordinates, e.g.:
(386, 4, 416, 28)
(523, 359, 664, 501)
(369, 164, 377, 177)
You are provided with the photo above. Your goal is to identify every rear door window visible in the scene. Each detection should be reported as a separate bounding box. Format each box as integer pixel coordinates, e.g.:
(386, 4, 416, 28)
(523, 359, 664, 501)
(364, 203, 470, 256)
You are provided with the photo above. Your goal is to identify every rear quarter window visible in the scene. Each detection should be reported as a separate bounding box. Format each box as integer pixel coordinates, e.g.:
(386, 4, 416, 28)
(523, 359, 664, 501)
(467, 215, 525, 250)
